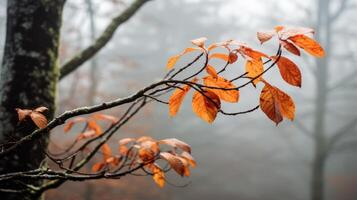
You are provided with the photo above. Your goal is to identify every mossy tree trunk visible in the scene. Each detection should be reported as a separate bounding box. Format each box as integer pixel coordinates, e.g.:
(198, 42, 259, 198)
(0, 0, 65, 199)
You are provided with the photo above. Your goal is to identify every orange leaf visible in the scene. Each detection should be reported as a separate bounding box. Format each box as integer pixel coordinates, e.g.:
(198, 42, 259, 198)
(169, 85, 192, 117)
(140, 140, 160, 154)
(207, 43, 218, 51)
(280, 40, 300, 56)
(160, 138, 191, 153)
(101, 143, 112, 161)
(288, 35, 324, 57)
(177, 156, 190, 177)
(260, 84, 283, 125)
(245, 59, 264, 85)
(63, 117, 86, 133)
(63, 121, 74, 133)
(184, 47, 200, 53)
(167, 55, 181, 69)
(30, 112, 48, 129)
(180, 151, 196, 168)
(239, 46, 268, 60)
(192, 90, 220, 123)
(139, 147, 156, 162)
(260, 83, 295, 125)
(257, 31, 275, 44)
(118, 145, 129, 156)
(34, 106, 48, 113)
(138, 140, 160, 162)
(160, 152, 185, 176)
(151, 164, 165, 188)
(137, 136, 154, 143)
(92, 113, 119, 123)
(203, 76, 239, 102)
(272, 56, 302, 87)
(228, 52, 238, 64)
(92, 162, 105, 172)
(279, 27, 314, 39)
(76, 130, 96, 140)
(118, 138, 135, 146)
(166, 47, 199, 69)
(274, 87, 295, 121)
(206, 65, 218, 78)
(105, 156, 121, 167)
(88, 120, 102, 135)
(207, 40, 234, 51)
(15, 108, 32, 122)
(191, 37, 207, 48)
(209, 53, 229, 62)
(274, 25, 285, 32)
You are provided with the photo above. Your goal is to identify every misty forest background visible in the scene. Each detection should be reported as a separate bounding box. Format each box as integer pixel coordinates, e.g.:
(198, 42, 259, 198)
(0, 0, 357, 199)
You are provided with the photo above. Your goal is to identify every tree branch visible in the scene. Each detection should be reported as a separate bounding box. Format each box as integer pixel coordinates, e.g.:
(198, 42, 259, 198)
(328, 70, 357, 91)
(331, 139, 357, 154)
(59, 0, 151, 79)
(0, 31, 310, 195)
(293, 118, 313, 139)
(327, 117, 357, 152)
(1, 42, 284, 158)
(330, 0, 349, 22)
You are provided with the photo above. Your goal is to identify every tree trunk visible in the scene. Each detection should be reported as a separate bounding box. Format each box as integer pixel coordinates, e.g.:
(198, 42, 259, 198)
(311, 0, 331, 200)
(0, 0, 64, 199)
(311, 147, 326, 200)
(86, 0, 99, 107)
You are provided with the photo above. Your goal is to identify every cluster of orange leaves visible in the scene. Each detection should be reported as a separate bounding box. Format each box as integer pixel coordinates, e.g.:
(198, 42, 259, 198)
(16, 106, 49, 129)
(15, 25, 325, 189)
(167, 26, 324, 125)
(63, 114, 195, 188)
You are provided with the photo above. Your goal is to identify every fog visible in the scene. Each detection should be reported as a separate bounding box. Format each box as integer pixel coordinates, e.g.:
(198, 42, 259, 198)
(1, 0, 357, 199)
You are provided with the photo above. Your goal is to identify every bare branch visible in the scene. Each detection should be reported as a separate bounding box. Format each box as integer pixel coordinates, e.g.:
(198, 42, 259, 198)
(328, 71, 357, 91)
(0, 35, 296, 196)
(330, 139, 357, 154)
(59, 0, 151, 79)
(220, 105, 259, 116)
(330, 0, 349, 22)
(1, 43, 284, 158)
(293, 118, 313, 139)
(327, 117, 357, 151)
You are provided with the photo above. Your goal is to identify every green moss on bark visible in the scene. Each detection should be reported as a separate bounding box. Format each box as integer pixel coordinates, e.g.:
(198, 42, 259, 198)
(0, 1, 64, 199)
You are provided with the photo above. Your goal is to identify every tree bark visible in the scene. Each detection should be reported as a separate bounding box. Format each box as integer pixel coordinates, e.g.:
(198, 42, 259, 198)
(0, 0, 64, 199)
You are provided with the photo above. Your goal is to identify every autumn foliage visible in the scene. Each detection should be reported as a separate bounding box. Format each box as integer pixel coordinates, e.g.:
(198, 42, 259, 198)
(16, 106, 49, 129)
(167, 25, 324, 125)
(12, 26, 324, 189)
(63, 114, 195, 187)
